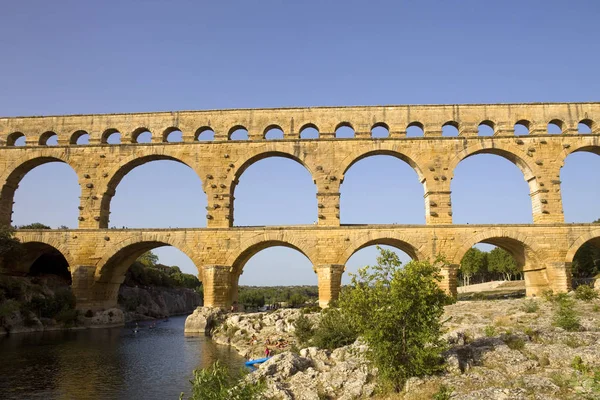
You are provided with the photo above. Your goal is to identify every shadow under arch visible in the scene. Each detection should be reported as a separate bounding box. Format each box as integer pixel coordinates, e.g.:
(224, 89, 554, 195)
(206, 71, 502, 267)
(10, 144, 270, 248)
(340, 236, 424, 266)
(99, 154, 204, 228)
(11, 237, 75, 277)
(565, 229, 600, 264)
(0, 155, 80, 226)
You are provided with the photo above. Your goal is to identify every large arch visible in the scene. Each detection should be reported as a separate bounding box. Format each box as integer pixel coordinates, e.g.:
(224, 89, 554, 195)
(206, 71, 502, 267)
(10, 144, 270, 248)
(7, 235, 74, 279)
(99, 154, 205, 228)
(340, 149, 425, 182)
(565, 229, 600, 264)
(0, 155, 80, 227)
(560, 146, 600, 223)
(341, 235, 424, 266)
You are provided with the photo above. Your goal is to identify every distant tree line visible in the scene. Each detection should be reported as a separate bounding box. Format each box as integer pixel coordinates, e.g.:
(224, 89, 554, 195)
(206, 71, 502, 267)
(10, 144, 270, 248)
(125, 251, 202, 290)
(458, 247, 521, 286)
(237, 285, 319, 309)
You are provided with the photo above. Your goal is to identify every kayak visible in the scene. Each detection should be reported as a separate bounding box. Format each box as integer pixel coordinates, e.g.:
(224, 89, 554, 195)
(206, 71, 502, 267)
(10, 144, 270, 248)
(244, 357, 270, 366)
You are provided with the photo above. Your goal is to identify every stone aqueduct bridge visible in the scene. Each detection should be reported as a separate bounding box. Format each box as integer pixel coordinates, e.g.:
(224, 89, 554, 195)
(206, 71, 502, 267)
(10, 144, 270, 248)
(1, 102, 600, 310)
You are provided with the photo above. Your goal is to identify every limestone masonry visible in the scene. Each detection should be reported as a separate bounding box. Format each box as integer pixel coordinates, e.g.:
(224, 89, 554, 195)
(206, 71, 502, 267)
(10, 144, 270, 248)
(1, 103, 599, 311)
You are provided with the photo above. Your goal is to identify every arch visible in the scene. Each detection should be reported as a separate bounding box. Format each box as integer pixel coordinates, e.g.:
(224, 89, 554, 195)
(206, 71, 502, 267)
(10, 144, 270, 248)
(371, 122, 389, 138)
(478, 120, 495, 136)
(15, 234, 76, 275)
(229, 125, 249, 140)
(195, 126, 215, 141)
(235, 151, 314, 182)
(102, 128, 121, 144)
(406, 121, 424, 137)
(70, 130, 89, 145)
(565, 229, 600, 264)
(264, 125, 284, 140)
(163, 127, 183, 143)
(514, 120, 530, 135)
(0, 155, 79, 226)
(578, 119, 594, 134)
(547, 119, 563, 134)
(560, 150, 600, 222)
(39, 131, 58, 146)
(442, 121, 459, 137)
(7, 132, 26, 146)
(335, 122, 355, 139)
(99, 154, 201, 228)
(341, 149, 425, 182)
(132, 127, 152, 143)
(300, 123, 319, 139)
(341, 236, 423, 266)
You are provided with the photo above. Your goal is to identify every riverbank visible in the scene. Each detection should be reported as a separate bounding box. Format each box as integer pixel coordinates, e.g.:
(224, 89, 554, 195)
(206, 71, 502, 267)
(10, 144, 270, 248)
(193, 295, 600, 399)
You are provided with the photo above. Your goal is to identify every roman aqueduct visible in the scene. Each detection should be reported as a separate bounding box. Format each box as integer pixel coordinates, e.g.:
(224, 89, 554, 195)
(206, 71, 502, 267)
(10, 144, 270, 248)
(1, 102, 599, 310)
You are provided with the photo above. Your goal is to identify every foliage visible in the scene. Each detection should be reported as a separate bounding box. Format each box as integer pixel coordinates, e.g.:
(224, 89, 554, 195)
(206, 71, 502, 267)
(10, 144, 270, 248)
(24, 288, 76, 319)
(238, 289, 265, 309)
(137, 251, 159, 267)
(459, 248, 486, 286)
(0, 225, 24, 265)
(487, 247, 519, 281)
(432, 385, 454, 400)
(520, 299, 539, 313)
(288, 292, 307, 307)
(55, 308, 79, 326)
(503, 335, 525, 351)
(458, 246, 521, 286)
(574, 284, 598, 301)
(293, 314, 314, 346)
(339, 247, 451, 390)
(236, 286, 319, 307)
(180, 361, 264, 400)
(311, 307, 358, 350)
(484, 325, 496, 337)
(552, 296, 580, 331)
(0, 299, 20, 323)
(16, 222, 51, 229)
(123, 261, 201, 289)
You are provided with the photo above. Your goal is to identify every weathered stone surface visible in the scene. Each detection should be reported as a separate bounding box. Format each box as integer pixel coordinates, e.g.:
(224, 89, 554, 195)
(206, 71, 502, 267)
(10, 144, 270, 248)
(119, 286, 201, 322)
(184, 307, 224, 335)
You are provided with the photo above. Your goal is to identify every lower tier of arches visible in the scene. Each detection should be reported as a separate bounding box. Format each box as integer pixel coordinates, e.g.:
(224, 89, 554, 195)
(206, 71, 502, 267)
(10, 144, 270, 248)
(5, 223, 599, 313)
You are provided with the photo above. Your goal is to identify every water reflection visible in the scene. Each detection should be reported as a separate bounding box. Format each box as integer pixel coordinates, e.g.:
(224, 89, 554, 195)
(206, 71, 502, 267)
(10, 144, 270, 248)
(0, 316, 244, 400)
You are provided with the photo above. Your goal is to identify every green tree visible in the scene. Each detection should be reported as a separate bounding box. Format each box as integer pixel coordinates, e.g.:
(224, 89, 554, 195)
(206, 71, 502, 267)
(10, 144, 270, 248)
(487, 247, 518, 281)
(17, 222, 51, 229)
(137, 251, 159, 267)
(238, 289, 265, 309)
(0, 225, 24, 265)
(339, 247, 451, 390)
(459, 248, 487, 286)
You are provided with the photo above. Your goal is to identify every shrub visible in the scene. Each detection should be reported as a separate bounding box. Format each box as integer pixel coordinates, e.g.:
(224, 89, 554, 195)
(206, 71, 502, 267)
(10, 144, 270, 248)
(311, 308, 357, 350)
(56, 309, 79, 326)
(552, 297, 580, 331)
(541, 289, 555, 302)
(574, 284, 598, 301)
(293, 314, 314, 346)
(180, 361, 264, 400)
(484, 325, 496, 337)
(520, 299, 539, 313)
(339, 248, 451, 391)
(504, 336, 525, 351)
(433, 385, 454, 400)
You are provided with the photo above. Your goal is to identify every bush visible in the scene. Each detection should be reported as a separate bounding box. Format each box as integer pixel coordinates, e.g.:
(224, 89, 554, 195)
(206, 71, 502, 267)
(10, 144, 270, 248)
(56, 309, 79, 326)
(574, 284, 598, 301)
(504, 336, 525, 351)
(552, 297, 580, 331)
(311, 308, 357, 350)
(484, 325, 496, 337)
(293, 314, 314, 346)
(520, 299, 539, 313)
(433, 385, 454, 400)
(180, 361, 264, 400)
(339, 248, 451, 390)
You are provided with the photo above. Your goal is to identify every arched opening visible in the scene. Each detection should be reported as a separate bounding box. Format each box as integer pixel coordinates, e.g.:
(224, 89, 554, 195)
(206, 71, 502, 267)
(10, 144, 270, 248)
(109, 159, 206, 228)
(132, 128, 152, 143)
(561, 150, 600, 223)
(264, 125, 284, 140)
(340, 153, 425, 224)
(300, 124, 319, 139)
(335, 123, 355, 139)
(578, 119, 593, 134)
(163, 128, 183, 143)
(102, 129, 122, 144)
(7, 132, 26, 147)
(39, 131, 58, 146)
(569, 236, 600, 287)
(70, 130, 89, 145)
(229, 126, 248, 140)
(12, 161, 80, 228)
(406, 122, 424, 137)
(196, 127, 215, 141)
(23, 242, 72, 284)
(547, 120, 563, 134)
(514, 120, 530, 136)
(452, 153, 533, 224)
(344, 242, 414, 284)
(233, 155, 317, 226)
(442, 121, 459, 137)
(371, 123, 389, 138)
(96, 242, 202, 312)
(478, 121, 495, 136)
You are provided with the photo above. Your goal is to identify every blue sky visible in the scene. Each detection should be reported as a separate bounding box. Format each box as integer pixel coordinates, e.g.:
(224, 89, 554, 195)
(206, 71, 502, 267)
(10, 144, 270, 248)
(3, 1, 600, 285)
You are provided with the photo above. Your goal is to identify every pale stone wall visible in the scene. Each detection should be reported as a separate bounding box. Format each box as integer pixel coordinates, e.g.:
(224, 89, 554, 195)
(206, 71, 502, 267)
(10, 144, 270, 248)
(0, 103, 598, 311)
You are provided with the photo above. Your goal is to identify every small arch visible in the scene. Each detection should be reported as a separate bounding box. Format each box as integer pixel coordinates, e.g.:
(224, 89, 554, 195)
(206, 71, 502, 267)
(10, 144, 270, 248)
(478, 120, 495, 136)
(371, 123, 389, 138)
(565, 230, 600, 264)
(7, 132, 26, 146)
(300, 124, 319, 139)
(132, 128, 152, 143)
(102, 129, 122, 144)
(335, 122, 355, 139)
(39, 131, 58, 146)
(578, 119, 594, 134)
(406, 121, 424, 137)
(514, 120, 530, 135)
(567, 236, 600, 285)
(163, 127, 183, 143)
(70, 130, 89, 145)
(264, 125, 284, 140)
(195, 126, 215, 141)
(442, 121, 459, 137)
(229, 125, 249, 140)
(547, 119, 563, 134)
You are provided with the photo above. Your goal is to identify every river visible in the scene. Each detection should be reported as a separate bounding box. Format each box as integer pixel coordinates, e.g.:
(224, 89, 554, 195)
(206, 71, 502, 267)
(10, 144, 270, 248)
(0, 315, 245, 400)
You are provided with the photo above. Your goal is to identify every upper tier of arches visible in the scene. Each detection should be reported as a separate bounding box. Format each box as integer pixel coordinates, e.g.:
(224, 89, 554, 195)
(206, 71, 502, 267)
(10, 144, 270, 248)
(2, 104, 598, 146)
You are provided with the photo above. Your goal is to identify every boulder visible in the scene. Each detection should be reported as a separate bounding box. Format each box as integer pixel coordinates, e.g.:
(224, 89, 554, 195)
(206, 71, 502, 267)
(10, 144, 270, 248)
(184, 307, 224, 335)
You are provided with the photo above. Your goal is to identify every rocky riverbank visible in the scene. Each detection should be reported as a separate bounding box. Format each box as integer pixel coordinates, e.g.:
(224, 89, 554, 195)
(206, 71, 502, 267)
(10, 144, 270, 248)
(118, 285, 202, 322)
(188, 295, 600, 399)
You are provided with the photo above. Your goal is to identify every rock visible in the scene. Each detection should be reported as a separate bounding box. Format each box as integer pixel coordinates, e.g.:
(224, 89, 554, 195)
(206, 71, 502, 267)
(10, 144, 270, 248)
(89, 308, 124, 327)
(184, 307, 224, 335)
